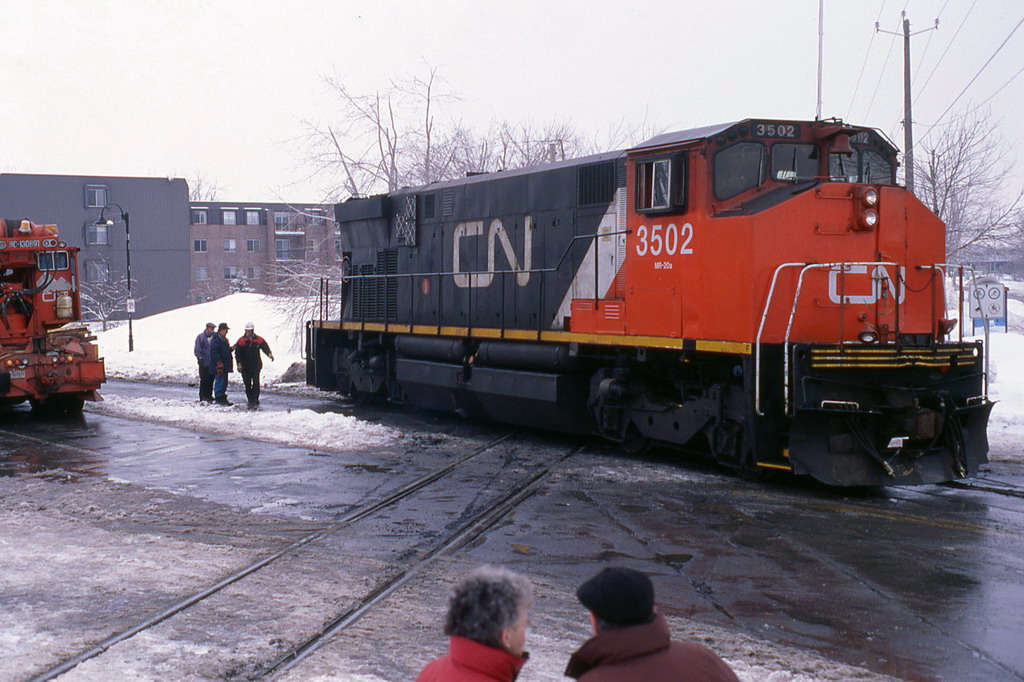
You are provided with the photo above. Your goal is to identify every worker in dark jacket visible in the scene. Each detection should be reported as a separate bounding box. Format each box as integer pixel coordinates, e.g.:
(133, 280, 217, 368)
(193, 322, 216, 403)
(234, 322, 274, 409)
(417, 565, 533, 682)
(209, 322, 234, 406)
(565, 567, 739, 682)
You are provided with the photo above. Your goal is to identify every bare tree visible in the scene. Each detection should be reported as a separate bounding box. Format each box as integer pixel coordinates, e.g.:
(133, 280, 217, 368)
(913, 109, 1024, 262)
(268, 259, 346, 353)
(80, 276, 139, 331)
(299, 66, 605, 200)
(188, 172, 224, 201)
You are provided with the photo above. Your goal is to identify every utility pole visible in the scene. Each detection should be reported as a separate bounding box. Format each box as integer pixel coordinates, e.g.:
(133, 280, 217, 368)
(877, 12, 938, 194)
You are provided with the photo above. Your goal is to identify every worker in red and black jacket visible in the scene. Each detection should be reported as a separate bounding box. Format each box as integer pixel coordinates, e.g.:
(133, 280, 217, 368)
(234, 322, 274, 409)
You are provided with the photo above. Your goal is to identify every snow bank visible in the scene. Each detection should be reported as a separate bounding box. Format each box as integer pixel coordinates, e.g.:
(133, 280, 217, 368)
(89, 394, 397, 451)
(94, 293, 304, 383)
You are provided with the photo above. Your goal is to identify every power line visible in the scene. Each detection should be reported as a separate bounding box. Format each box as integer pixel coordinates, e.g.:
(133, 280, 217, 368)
(915, 14, 1024, 149)
(863, 14, 902, 121)
(913, 0, 979, 105)
(846, 0, 889, 119)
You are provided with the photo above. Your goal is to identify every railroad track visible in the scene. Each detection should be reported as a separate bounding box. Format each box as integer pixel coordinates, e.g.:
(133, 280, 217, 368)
(26, 433, 584, 682)
(941, 475, 1024, 500)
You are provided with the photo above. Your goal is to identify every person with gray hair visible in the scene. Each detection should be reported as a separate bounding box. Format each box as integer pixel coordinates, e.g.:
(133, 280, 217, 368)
(416, 565, 533, 681)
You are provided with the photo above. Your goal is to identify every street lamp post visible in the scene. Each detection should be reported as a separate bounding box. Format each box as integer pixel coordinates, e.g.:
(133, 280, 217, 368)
(95, 204, 134, 352)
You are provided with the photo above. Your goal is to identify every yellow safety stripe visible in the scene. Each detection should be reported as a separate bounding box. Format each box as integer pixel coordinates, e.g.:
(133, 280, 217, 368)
(322, 321, 753, 355)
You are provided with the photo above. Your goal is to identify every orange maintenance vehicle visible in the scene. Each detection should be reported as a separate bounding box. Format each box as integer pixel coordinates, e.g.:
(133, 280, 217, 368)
(0, 218, 105, 413)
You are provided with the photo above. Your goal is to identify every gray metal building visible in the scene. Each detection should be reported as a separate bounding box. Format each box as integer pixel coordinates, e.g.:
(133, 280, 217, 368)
(0, 173, 191, 318)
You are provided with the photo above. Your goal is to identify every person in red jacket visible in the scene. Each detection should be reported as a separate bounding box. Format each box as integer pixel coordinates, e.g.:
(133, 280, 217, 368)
(416, 565, 533, 682)
(234, 322, 274, 409)
(565, 567, 739, 682)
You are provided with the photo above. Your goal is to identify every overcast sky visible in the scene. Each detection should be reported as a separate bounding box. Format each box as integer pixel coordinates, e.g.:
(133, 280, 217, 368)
(3, 0, 1022, 202)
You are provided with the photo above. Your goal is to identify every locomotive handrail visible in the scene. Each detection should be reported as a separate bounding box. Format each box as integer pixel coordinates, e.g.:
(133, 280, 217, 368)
(323, 229, 632, 334)
(782, 262, 898, 416)
(921, 263, 986, 397)
(754, 261, 900, 416)
(754, 262, 811, 416)
(329, 230, 631, 284)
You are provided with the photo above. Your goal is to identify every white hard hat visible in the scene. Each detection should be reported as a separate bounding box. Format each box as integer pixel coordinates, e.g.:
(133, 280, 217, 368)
(244, 322, 255, 330)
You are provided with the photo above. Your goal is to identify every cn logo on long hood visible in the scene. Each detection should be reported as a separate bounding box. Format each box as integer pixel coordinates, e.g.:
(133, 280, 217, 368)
(828, 264, 906, 305)
(452, 217, 533, 288)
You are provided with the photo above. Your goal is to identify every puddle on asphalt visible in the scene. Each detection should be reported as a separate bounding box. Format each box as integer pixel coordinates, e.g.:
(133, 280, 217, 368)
(0, 445, 103, 477)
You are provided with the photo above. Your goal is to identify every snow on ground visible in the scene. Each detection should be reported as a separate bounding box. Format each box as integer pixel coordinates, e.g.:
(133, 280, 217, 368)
(87, 394, 397, 452)
(91, 292, 1024, 463)
(93, 293, 305, 384)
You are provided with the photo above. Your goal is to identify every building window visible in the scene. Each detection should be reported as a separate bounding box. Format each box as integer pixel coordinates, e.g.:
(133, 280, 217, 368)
(193, 239, 207, 253)
(246, 266, 261, 280)
(85, 222, 109, 246)
(276, 239, 298, 260)
(274, 212, 290, 228)
(246, 210, 261, 225)
(85, 185, 107, 208)
(308, 209, 327, 226)
(192, 210, 208, 224)
(224, 266, 238, 280)
(246, 239, 261, 252)
(223, 239, 237, 252)
(307, 238, 319, 253)
(86, 261, 109, 282)
(222, 210, 237, 225)
(195, 266, 209, 281)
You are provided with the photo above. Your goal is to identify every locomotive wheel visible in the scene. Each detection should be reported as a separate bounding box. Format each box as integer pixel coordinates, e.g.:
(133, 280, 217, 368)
(620, 423, 653, 455)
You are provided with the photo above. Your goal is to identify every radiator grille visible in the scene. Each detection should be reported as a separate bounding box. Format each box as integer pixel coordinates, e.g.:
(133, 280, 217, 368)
(351, 249, 399, 321)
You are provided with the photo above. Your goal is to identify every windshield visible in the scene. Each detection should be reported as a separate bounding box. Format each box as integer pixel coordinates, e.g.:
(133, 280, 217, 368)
(714, 142, 766, 199)
(771, 144, 818, 182)
(829, 148, 894, 183)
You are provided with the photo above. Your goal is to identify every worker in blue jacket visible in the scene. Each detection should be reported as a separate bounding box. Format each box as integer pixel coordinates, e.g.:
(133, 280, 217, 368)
(209, 322, 234, 406)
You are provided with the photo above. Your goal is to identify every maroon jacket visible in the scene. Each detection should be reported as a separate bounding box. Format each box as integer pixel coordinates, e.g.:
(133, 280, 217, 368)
(565, 614, 739, 682)
(416, 635, 528, 682)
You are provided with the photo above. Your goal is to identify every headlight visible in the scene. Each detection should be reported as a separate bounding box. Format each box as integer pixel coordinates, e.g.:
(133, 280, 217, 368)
(860, 187, 879, 206)
(860, 209, 879, 229)
(858, 329, 879, 344)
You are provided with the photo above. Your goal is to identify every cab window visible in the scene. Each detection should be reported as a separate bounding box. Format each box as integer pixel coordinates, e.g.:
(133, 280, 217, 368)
(714, 143, 766, 199)
(829, 148, 895, 184)
(771, 144, 818, 182)
(37, 251, 70, 271)
(861, 148, 893, 184)
(636, 156, 685, 212)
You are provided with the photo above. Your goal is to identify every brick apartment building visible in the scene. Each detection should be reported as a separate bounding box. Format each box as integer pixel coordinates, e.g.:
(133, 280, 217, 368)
(189, 202, 338, 302)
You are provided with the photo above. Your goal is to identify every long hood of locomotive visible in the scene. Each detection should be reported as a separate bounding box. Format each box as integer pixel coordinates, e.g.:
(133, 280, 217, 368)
(337, 156, 627, 336)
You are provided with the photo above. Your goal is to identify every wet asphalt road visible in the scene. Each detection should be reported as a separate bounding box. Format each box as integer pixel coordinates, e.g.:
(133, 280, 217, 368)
(2, 379, 1024, 680)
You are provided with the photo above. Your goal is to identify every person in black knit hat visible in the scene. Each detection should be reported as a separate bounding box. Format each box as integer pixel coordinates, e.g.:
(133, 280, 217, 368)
(565, 567, 739, 681)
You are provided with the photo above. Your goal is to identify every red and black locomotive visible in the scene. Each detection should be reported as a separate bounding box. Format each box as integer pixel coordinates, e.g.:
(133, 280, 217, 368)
(0, 219, 105, 412)
(307, 119, 992, 486)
